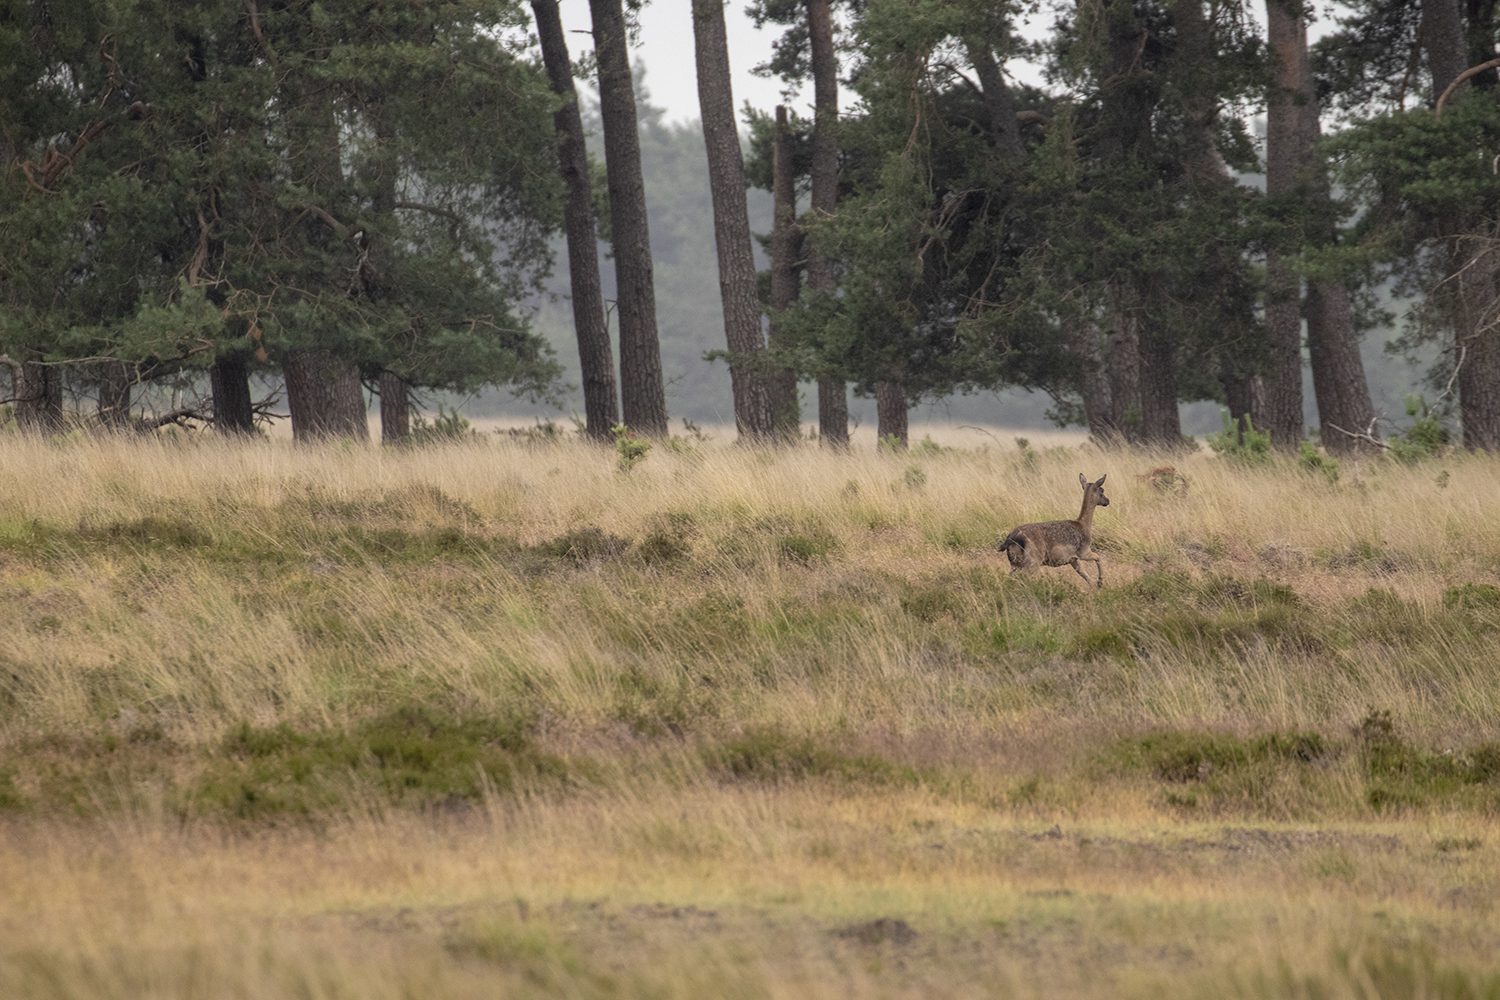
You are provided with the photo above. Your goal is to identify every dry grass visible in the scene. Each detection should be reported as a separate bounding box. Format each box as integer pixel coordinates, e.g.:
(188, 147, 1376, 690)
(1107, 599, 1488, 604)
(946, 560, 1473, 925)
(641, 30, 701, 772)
(2, 432, 1499, 997)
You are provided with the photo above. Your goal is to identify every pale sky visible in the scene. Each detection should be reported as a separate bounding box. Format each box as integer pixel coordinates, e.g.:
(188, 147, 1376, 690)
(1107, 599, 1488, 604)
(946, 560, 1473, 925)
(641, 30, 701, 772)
(554, 0, 811, 125)
(550, 1, 1341, 130)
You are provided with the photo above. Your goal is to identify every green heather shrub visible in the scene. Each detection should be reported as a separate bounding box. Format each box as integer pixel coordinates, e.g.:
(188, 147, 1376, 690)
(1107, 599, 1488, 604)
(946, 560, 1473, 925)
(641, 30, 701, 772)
(537, 526, 630, 564)
(1298, 441, 1340, 483)
(410, 406, 477, 444)
(708, 727, 913, 786)
(1443, 583, 1500, 612)
(778, 527, 839, 565)
(1387, 396, 1451, 463)
(1207, 410, 1272, 464)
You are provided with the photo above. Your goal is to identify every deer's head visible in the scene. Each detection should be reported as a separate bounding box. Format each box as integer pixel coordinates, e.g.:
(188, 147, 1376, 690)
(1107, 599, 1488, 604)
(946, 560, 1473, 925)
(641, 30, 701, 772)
(1079, 473, 1109, 507)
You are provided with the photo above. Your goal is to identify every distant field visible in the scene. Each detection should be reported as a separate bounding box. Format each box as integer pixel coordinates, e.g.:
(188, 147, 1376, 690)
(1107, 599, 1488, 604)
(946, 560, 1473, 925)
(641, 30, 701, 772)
(2, 433, 1499, 999)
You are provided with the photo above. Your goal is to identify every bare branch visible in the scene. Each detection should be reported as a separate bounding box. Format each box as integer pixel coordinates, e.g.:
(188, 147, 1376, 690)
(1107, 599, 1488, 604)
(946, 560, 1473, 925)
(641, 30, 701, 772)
(1435, 57, 1500, 119)
(1325, 419, 1390, 451)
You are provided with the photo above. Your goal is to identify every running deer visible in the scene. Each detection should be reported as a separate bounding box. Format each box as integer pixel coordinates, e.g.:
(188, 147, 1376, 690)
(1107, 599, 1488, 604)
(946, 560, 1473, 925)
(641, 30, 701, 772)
(998, 474, 1110, 588)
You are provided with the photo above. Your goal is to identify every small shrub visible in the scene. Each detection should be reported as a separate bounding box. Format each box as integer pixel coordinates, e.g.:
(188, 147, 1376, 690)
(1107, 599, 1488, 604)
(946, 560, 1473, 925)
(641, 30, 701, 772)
(913, 436, 946, 455)
(1067, 625, 1132, 660)
(194, 704, 554, 821)
(1387, 396, 1450, 463)
(0, 771, 23, 811)
(900, 584, 963, 623)
(85, 516, 209, 549)
(636, 524, 692, 565)
(1015, 437, 1038, 471)
(778, 528, 839, 565)
(1443, 583, 1500, 612)
(1114, 729, 1327, 784)
(612, 423, 651, 472)
(502, 420, 565, 445)
(1207, 410, 1272, 464)
(902, 464, 927, 490)
(410, 406, 476, 445)
(1298, 441, 1340, 483)
(537, 526, 629, 564)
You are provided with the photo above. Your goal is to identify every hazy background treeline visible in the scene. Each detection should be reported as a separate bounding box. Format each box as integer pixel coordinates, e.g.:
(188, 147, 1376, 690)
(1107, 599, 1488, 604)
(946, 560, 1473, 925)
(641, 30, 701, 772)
(491, 77, 1429, 435)
(0, 0, 1492, 449)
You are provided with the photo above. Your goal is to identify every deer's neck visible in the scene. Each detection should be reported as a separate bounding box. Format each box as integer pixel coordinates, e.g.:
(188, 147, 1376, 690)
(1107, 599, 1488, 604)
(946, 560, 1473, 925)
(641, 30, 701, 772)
(1076, 496, 1096, 536)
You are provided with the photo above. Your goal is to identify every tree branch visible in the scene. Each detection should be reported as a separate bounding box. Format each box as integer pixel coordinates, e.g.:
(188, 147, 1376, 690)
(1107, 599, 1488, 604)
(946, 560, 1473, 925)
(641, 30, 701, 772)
(1435, 57, 1500, 119)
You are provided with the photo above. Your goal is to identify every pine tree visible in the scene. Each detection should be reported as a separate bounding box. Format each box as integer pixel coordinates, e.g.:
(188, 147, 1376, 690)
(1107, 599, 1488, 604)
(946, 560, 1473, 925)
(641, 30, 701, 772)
(692, 0, 773, 440)
(589, 0, 670, 437)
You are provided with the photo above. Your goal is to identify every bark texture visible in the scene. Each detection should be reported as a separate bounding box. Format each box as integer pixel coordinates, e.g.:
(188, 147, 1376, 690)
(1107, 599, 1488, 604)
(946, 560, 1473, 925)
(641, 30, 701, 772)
(15, 361, 63, 434)
(806, 0, 847, 448)
(1100, 0, 1179, 446)
(211, 355, 255, 434)
(379, 371, 410, 445)
(692, 0, 772, 441)
(1065, 318, 1119, 443)
(96, 360, 131, 430)
(533, 0, 619, 442)
(1287, 2, 1378, 454)
(965, 39, 1025, 163)
(767, 105, 801, 441)
(875, 380, 908, 448)
(817, 378, 848, 448)
(1424, 0, 1500, 449)
(1105, 290, 1144, 443)
(284, 348, 368, 442)
(1138, 296, 1182, 444)
(590, 0, 669, 437)
(1261, 0, 1308, 448)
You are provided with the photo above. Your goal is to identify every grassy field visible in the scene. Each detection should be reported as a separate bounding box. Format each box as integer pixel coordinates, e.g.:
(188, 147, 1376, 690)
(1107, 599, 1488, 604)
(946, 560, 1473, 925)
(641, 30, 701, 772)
(2, 431, 1499, 998)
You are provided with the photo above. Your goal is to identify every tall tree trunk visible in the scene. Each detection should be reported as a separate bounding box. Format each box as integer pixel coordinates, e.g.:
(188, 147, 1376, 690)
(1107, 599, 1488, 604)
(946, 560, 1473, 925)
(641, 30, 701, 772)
(533, 0, 619, 443)
(1172, 0, 1276, 448)
(1423, 0, 1471, 95)
(363, 103, 414, 449)
(211, 355, 255, 434)
(817, 378, 848, 448)
(1138, 292, 1181, 445)
(96, 360, 131, 430)
(1305, 282, 1379, 452)
(590, 0, 669, 437)
(1452, 233, 1500, 449)
(965, 40, 1025, 163)
(767, 105, 801, 441)
(1099, 0, 1177, 447)
(1065, 318, 1117, 442)
(692, 0, 772, 441)
(875, 380, 907, 448)
(806, 0, 847, 448)
(281, 71, 366, 443)
(1279, 5, 1378, 454)
(1105, 291, 1144, 444)
(15, 361, 63, 434)
(379, 371, 410, 445)
(1424, 0, 1500, 448)
(284, 349, 368, 442)
(1262, 0, 1308, 449)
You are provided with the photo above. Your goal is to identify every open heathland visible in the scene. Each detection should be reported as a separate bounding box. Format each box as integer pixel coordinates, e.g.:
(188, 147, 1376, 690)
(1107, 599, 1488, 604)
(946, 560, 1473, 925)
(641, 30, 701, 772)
(2, 433, 1499, 999)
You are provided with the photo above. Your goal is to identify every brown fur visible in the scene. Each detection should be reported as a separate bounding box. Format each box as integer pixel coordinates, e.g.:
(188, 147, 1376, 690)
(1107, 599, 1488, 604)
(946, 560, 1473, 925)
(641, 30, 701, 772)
(999, 473, 1110, 588)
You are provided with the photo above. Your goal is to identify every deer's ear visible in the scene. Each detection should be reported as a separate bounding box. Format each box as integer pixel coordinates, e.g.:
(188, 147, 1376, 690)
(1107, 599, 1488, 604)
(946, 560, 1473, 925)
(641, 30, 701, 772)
(1095, 474, 1107, 486)
(1079, 472, 1087, 488)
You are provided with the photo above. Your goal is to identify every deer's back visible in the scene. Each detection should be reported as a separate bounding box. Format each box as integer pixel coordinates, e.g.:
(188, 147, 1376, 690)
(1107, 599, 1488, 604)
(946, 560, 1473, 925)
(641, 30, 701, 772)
(1010, 519, 1088, 565)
